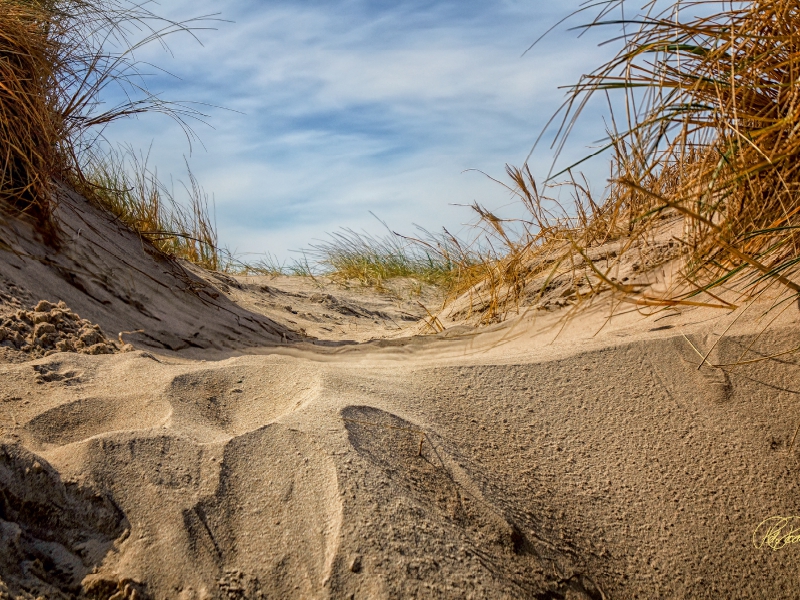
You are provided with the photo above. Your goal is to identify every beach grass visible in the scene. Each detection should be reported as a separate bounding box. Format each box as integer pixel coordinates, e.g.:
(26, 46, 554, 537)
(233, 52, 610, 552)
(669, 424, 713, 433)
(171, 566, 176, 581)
(302, 217, 475, 288)
(0, 0, 215, 264)
(220, 251, 315, 278)
(84, 147, 220, 270)
(434, 0, 800, 322)
(548, 0, 800, 307)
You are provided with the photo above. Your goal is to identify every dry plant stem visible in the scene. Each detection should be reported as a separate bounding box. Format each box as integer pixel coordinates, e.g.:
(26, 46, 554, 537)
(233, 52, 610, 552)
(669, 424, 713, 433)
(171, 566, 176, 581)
(712, 344, 800, 368)
(621, 181, 800, 295)
(417, 301, 445, 334)
(118, 329, 144, 345)
(681, 332, 712, 367)
(683, 277, 737, 309)
(789, 424, 800, 453)
(732, 291, 800, 365)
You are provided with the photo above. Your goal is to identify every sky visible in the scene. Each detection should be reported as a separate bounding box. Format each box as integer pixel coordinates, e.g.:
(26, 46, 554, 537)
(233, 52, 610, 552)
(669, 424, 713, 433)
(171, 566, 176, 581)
(99, 0, 622, 261)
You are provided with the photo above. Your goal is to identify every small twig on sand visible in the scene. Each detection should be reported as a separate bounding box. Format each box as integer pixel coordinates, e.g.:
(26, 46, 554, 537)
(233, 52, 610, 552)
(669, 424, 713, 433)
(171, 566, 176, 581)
(118, 329, 145, 346)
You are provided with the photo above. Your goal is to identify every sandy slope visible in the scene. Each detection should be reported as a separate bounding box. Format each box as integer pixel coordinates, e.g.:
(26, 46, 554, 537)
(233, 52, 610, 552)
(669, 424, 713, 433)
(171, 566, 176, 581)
(0, 186, 433, 357)
(1, 192, 800, 599)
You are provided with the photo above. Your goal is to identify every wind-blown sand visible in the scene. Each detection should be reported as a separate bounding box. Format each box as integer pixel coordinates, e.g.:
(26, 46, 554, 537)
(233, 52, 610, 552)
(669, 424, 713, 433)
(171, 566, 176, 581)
(1, 191, 799, 599)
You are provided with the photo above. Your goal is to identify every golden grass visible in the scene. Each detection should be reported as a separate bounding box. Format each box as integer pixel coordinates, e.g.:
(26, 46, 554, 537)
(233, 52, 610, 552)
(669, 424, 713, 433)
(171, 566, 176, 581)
(0, 1, 60, 220)
(441, 0, 800, 324)
(429, 166, 622, 324)
(85, 147, 219, 270)
(556, 0, 800, 306)
(298, 173, 620, 323)
(0, 0, 215, 264)
(304, 218, 471, 289)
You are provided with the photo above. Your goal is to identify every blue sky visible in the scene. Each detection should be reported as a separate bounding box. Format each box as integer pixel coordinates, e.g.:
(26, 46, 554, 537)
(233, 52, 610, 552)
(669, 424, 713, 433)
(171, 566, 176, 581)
(100, 0, 620, 260)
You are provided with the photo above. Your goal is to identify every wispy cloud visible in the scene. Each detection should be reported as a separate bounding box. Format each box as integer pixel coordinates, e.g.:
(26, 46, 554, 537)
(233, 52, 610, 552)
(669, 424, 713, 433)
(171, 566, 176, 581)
(101, 0, 617, 258)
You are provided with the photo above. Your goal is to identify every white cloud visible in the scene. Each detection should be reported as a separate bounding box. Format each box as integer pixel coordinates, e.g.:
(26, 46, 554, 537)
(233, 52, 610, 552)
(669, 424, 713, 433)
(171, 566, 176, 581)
(99, 0, 620, 259)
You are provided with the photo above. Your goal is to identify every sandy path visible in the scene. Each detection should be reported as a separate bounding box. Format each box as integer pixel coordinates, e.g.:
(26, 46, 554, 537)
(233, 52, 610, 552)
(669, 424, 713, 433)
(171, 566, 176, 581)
(1, 298, 799, 598)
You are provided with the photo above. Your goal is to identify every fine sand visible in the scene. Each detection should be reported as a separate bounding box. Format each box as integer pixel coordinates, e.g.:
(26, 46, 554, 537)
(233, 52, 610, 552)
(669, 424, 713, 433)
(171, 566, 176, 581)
(1, 190, 800, 599)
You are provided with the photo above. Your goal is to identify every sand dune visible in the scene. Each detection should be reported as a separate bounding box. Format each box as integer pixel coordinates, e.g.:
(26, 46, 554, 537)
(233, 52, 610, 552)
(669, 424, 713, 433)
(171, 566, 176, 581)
(1, 192, 800, 598)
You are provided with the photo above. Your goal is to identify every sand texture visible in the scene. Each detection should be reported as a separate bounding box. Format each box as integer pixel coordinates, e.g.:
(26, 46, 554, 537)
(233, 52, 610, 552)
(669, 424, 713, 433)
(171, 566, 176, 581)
(1, 192, 800, 599)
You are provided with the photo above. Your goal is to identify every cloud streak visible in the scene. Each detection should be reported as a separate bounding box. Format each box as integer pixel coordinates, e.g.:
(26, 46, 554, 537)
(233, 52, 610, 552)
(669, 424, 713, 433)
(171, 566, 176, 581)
(101, 0, 618, 258)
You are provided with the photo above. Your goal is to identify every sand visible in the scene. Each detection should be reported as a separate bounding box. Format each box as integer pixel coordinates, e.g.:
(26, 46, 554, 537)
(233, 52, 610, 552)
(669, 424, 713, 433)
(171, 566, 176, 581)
(1, 190, 800, 599)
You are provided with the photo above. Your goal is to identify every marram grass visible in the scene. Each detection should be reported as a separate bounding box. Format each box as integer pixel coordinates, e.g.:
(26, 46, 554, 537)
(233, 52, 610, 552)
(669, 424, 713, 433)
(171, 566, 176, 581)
(555, 0, 800, 306)
(443, 0, 800, 322)
(0, 0, 216, 265)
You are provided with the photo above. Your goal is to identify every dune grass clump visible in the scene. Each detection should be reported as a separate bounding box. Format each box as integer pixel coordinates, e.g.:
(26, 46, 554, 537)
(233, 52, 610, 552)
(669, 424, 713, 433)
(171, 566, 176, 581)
(220, 251, 315, 277)
(299, 174, 621, 322)
(556, 0, 800, 306)
(85, 148, 220, 270)
(305, 219, 469, 288)
(392, 164, 633, 324)
(445, 0, 800, 324)
(0, 0, 62, 221)
(0, 0, 217, 267)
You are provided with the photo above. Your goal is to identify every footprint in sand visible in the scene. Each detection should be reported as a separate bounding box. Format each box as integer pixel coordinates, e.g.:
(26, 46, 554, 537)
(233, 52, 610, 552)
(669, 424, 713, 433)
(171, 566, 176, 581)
(338, 405, 604, 600)
(66, 424, 341, 599)
(32, 362, 83, 385)
(26, 360, 324, 449)
(163, 362, 322, 442)
(0, 443, 136, 598)
(181, 424, 342, 599)
(651, 335, 734, 404)
(342, 405, 527, 554)
(697, 364, 732, 403)
(23, 395, 171, 448)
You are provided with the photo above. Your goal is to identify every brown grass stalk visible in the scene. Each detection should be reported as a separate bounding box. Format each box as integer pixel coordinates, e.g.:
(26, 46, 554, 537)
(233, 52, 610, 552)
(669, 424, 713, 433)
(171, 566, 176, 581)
(453, 0, 800, 325)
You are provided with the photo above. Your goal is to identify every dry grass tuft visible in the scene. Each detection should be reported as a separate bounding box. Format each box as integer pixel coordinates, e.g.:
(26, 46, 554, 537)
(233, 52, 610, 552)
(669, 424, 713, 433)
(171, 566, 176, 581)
(0, 1, 61, 220)
(557, 0, 800, 306)
(85, 148, 219, 270)
(298, 216, 474, 290)
(433, 166, 623, 323)
(0, 0, 215, 263)
(220, 251, 315, 278)
(445, 0, 800, 324)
